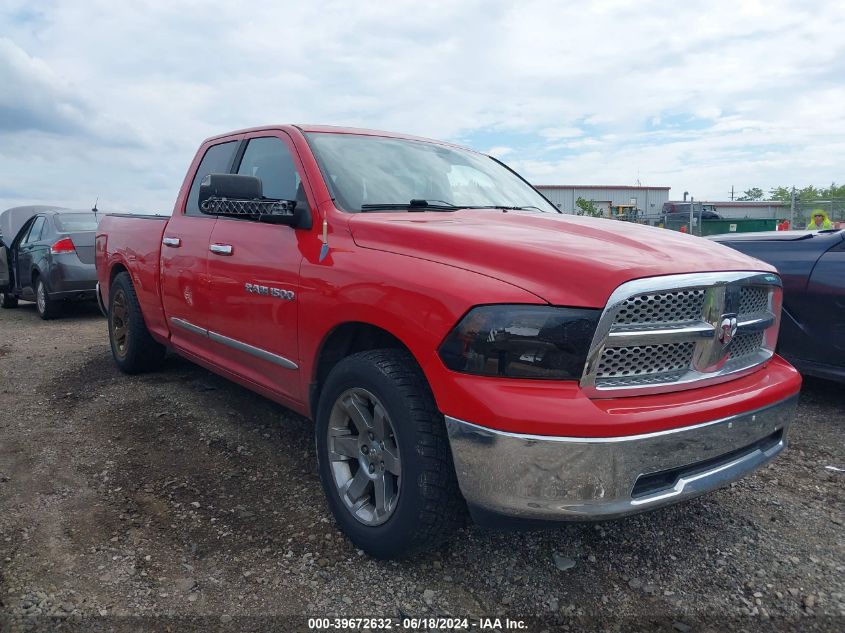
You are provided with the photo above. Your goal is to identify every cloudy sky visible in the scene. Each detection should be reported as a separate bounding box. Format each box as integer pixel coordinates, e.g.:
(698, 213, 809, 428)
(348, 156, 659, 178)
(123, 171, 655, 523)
(1, 0, 844, 213)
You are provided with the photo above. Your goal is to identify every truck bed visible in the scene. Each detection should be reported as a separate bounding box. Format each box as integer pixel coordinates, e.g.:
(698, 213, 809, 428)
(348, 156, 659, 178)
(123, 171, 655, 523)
(96, 213, 170, 342)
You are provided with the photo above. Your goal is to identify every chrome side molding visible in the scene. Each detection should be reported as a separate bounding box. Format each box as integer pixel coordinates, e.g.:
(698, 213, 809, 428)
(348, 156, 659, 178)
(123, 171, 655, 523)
(208, 330, 298, 369)
(170, 317, 206, 337)
(169, 317, 298, 370)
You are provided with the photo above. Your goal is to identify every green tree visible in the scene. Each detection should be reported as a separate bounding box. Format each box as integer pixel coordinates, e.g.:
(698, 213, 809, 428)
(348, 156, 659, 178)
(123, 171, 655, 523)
(797, 185, 821, 201)
(737, 187, 764, 201)
(815, 182, 845, 199)
(575, 197, 604, 218)
(768, 184, 845, 203)
(768, 186, 792, 203)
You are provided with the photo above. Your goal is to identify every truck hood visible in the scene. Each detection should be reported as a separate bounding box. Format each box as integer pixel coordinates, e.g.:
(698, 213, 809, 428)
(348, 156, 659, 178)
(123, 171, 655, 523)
(349, 210, 775, 307)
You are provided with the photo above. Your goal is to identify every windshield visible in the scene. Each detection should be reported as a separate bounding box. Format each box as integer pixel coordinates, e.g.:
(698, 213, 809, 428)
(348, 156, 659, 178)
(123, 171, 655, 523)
(306, 133, 558, 213)
(54, 213, 101, 232)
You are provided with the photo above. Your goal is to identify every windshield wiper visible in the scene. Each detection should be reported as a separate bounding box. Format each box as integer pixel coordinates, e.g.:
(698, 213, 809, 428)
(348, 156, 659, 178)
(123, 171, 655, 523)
(359, 200, 547, 213)
(360, 199, 459, 212)
(462, 205, 544, 211)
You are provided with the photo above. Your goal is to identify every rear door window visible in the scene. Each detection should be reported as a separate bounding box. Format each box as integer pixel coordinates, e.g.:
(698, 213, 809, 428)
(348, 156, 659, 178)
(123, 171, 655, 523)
(23, 216, 46, 244)
(185, 141, 239, 216)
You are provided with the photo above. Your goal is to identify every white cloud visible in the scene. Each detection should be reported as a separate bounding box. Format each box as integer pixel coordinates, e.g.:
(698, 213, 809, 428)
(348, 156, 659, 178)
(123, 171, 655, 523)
(0, 0, 843, 210)
(540, 127, 584, 140)
(0, 37, 89, 134)
(486, 146, 513, 158)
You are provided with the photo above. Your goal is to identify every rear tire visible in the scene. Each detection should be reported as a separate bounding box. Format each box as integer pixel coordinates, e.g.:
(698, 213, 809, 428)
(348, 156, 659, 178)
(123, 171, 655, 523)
(35, 278, 61, 320)
(108, 272, 166, 374)
(316, 349, 465, 559)
(0, 292, 18, 309)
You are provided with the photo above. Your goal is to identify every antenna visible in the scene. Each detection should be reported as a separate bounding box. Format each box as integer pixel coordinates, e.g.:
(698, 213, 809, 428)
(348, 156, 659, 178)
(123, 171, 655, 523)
(319, 218, 329, 262)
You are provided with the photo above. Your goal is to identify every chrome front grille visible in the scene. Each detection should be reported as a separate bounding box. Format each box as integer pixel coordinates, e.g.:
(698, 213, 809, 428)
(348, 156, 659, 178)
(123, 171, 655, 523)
(729, 331, 764, 361)
(615, 289, 705, 325)
(597, 342, 696, 379)
(739, 286, 769, 315)
(581, 272, 783, 397)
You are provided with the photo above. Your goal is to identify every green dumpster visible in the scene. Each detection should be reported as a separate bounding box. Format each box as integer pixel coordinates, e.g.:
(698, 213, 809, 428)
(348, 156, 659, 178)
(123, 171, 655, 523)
(663, 217, 779, 236)
(699, 218, 778, 235)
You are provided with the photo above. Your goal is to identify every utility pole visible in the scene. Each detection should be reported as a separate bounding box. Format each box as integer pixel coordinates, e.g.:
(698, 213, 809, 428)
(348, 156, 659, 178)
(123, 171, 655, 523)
(689, 195, 694, 235)
(730, 185, 735, 201)
(698, 198, 704, 236)
(790, 186, 796, 228)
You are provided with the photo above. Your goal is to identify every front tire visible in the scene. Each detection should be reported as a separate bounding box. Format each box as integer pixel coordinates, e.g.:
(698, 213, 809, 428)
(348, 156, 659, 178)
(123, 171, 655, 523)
(35, 278, 61, 320)
(108, 272, 166, 374)
(316, 349, 465, 559)
(0, 292, 18, 309)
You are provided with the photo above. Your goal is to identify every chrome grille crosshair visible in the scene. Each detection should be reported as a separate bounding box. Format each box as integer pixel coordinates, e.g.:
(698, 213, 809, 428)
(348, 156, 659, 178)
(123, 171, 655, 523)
(581, 272, 783, 397)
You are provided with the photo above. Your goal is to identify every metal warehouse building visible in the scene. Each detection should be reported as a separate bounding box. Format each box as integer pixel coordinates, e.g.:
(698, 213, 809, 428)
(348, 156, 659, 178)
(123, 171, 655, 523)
(534, 185, 671, 219)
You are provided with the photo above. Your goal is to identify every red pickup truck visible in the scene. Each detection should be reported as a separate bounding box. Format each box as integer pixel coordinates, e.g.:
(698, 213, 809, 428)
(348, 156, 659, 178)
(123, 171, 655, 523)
(96, 125, 801, 558)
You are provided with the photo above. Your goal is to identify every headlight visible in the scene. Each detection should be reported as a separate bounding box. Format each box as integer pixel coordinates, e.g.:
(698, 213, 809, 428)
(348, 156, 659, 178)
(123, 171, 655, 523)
(438, 305, 601, 380)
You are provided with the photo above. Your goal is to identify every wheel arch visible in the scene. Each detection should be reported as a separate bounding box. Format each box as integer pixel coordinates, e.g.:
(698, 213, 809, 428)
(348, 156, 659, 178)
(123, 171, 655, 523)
(31, 264, 43, 287)
(102, 256, 169, 345)
(109, 261, 130, 285)
(100, 260, 130, 304)
(309, 321, 421, 419)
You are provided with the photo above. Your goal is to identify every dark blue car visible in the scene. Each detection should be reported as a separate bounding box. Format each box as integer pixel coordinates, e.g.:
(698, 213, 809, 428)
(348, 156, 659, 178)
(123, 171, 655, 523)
(711, 229, 845, 383)
(0, 206, 101, 319)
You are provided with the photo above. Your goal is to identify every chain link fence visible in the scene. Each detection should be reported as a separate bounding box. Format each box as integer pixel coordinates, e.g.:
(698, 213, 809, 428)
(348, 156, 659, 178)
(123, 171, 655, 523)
(638, 199, 845, 234)
(792, 199, 845, 228)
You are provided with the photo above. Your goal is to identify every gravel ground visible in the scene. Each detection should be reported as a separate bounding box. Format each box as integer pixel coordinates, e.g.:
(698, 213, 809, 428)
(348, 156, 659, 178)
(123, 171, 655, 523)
(0, 301, 843, 632)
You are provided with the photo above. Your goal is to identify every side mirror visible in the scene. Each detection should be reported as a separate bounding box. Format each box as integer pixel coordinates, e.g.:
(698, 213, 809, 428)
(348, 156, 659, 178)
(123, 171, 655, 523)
(198, 174, 298, 226)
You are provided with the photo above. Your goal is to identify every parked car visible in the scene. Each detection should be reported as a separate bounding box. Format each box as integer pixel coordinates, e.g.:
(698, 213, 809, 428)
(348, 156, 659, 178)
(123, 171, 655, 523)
(711, 229, 845, 383)
(0, 206, 101, 318)
(96, 124, 801, 558)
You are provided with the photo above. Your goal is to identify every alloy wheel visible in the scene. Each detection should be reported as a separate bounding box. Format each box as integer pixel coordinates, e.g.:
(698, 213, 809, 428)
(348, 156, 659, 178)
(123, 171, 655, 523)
(327, 387, 402, 526)
(111, 290, 129, 357)
(36, 282, 46, 314)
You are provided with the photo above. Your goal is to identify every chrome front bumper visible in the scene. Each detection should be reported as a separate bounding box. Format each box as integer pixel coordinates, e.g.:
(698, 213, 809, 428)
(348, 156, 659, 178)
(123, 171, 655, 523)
(445, 395, 797, 522)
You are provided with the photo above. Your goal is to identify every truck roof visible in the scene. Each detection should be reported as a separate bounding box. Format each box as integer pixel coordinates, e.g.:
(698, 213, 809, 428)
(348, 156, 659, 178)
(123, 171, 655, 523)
(201, 124, 473, 152)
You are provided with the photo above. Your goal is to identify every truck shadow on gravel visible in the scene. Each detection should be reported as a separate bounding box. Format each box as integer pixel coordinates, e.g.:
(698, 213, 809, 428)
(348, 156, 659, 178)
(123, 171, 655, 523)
(797, 375, 845, 407)
(46, 353, 330, 555)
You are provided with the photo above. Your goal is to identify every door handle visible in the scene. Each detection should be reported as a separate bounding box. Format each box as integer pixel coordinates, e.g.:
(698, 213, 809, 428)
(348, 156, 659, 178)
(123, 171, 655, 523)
(209, 243, 233, 256)
(162, 237, 181, 248)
